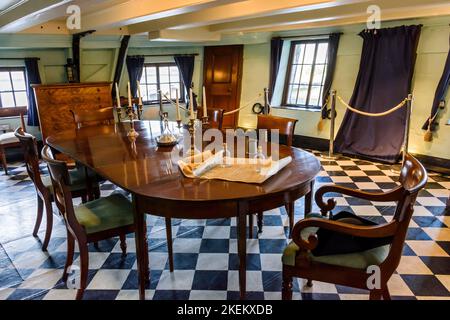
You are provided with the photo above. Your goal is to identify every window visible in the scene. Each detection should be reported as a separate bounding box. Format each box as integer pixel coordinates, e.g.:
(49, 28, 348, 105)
(139, 63, 184, 104)
(283, 40, 329, 109)
(0, 67, 28, 108)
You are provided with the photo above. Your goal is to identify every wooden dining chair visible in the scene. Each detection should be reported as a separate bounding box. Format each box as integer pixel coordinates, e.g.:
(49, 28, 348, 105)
(41, 145, 136, 300)
(282, 153, 428, 300)
(71, 107, 115, 128)
(14, 128, 92, 251)
(204, 108, 225, 130)
(250, 114, 298, 237)
(0, 112, 26, 175)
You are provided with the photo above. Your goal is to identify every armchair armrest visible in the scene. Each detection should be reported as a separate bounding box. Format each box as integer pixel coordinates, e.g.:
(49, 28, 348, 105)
(291, 218, 398, 251)
(315, 184, 404, 214)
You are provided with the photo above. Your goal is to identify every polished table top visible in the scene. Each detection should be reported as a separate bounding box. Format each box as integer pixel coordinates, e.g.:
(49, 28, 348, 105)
(46, 120, 321, 202)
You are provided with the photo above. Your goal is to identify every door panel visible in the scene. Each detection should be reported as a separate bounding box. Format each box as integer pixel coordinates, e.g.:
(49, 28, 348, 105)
(204, 45, 243, 129)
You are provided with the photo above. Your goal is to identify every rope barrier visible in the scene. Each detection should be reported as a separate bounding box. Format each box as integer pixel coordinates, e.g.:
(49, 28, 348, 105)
(161, 92, 188, 111)
(336, 95, 408, 117)
(223, 93, 263, 116)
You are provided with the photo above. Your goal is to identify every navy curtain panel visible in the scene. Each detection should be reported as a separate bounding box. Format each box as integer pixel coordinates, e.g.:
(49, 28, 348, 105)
(126, 55, 145, 98)
(321, 33, 341, 119)
(422, 34, 450, 131)
(334, 25, 422, 163)
(24, 58, 42, 126)
(268, 37, 283, 102)
(174, 55, 195, 107)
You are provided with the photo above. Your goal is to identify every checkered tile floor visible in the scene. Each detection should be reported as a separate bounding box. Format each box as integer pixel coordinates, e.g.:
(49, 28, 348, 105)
(0, 150, 449, 300)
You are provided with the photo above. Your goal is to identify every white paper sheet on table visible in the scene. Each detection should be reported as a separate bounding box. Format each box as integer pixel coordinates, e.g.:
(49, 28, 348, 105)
(178, 150, 292, 184)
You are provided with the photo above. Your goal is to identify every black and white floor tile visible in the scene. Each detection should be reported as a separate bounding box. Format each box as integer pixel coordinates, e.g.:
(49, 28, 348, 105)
(0, 150, 449, 300)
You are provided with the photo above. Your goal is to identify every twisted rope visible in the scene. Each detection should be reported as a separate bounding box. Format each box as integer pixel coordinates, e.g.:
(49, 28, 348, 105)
(336, 95, 408, 117)
(161, 92, 188, 111)
(223, 93, 263, 116)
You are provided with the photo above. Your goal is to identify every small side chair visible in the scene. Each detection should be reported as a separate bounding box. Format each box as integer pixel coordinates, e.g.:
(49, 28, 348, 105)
(42, 145, 136, 300)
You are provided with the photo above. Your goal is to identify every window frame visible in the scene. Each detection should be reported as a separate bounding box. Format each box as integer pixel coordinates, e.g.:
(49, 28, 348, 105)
(140, 62, 185, 105)
(0, 67, 28, 109)
(282, 39, 329, 110)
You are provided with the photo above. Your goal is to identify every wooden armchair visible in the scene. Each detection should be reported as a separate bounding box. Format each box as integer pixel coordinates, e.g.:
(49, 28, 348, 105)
(282, 153, 428, 300)
(250, 114, 299, 237)
(41, 145, 136, 300)
(71, 107, 115, 128)
(0, 110, 26, 174)
(14, 128, 92, 251)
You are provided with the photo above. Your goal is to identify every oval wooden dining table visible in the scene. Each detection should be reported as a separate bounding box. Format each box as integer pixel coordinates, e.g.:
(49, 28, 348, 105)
(46, 120, 321, 300)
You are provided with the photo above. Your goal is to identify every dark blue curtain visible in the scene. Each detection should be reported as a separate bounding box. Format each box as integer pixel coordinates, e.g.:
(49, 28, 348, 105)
(334, 25, 422, 163)
(25, 58, 42, 126)
(269, 37, 283, 102)
(174, 55, 195, 108)
(321, 33, 341, 119)
(126, 55, 145, 98)
(422, 34, 450, 131)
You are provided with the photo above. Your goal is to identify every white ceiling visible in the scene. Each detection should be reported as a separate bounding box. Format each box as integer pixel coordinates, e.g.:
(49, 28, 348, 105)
(0, 0, 449, 42)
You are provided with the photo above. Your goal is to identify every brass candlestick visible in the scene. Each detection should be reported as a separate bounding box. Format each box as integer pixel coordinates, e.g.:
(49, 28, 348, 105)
(176, 119, 182, 129)
(126, 104, 139, 138)
(137, 103, 143, 120)
(201, 116, 209, 128)
(187, 118, 199, 158)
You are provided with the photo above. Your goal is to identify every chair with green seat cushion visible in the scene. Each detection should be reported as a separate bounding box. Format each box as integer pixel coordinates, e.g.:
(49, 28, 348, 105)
(41, 145, 135, 301)
(282, 153, 428, 300)
(14, 128, 91, 251)
(74, 193, 134, 234)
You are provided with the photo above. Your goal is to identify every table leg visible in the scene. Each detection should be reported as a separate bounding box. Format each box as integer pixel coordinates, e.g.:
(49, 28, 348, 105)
(237, 202, 248, 299)
(304, 180, 315, 216)
(285, 202, 294, 238)
(133, 195, 149, 300)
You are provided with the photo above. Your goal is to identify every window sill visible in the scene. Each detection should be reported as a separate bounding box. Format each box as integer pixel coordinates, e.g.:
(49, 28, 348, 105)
(271, 105, 321, 112)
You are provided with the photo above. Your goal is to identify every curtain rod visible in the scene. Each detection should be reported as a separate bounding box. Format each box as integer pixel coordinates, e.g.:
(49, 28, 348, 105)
(130, 53, 199, 57)
(0, 57, 40, 60)
(278, 32, 343, 40)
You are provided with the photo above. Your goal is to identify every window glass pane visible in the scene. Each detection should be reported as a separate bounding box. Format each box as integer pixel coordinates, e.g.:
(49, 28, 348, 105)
(1, 92, 15, 107)
(287, 85, 298, 104)
(298, 85, 308, 105)
(316, 43, 328, 64)
(303, 44, 316, 64)
(140, 72, 146, 84)
(293, 44, 305, 64)
(300, 65, 312, 85)
(147, 67, 157, 83)
(11, 72, 26, 91)
(139, 83, 147, 100)
(290, 64, 301, 84)
(159, 66, 169, 83)
(14, 91, 28, 107)
(169, 83, 180, 100)
(148, 85, 158, 101)
(312, 64, 326, 85)
(169, 66, 179, 80)
(160, 83, 170, 96)
(309, 86, 322, 106)
(0, 72, 12, 91)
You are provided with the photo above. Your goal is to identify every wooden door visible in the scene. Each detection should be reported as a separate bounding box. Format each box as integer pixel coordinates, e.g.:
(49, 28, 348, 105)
(203, 45, 243, 129)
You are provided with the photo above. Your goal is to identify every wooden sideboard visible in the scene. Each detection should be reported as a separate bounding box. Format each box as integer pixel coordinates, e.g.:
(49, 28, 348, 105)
(32, 82, 112, 142)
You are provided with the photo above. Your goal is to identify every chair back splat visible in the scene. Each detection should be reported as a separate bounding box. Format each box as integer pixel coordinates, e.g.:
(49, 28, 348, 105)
(257, 114, 298, 147)
(14, 128, 45, 191)
(71, 107, 115, 128)
(41, 146, 86, 242)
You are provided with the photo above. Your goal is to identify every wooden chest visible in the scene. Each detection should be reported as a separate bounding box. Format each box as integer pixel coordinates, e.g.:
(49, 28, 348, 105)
(32, 82, 112, 142)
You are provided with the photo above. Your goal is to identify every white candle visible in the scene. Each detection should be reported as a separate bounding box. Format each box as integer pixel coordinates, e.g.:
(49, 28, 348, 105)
(189, 88, 195, 120)
(115, 83, 121, 108)
(176, 88, 181, 121)
(137, 81, 143, 106)
(127, 81, 132, 107)
(202, 86, 207, 117)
